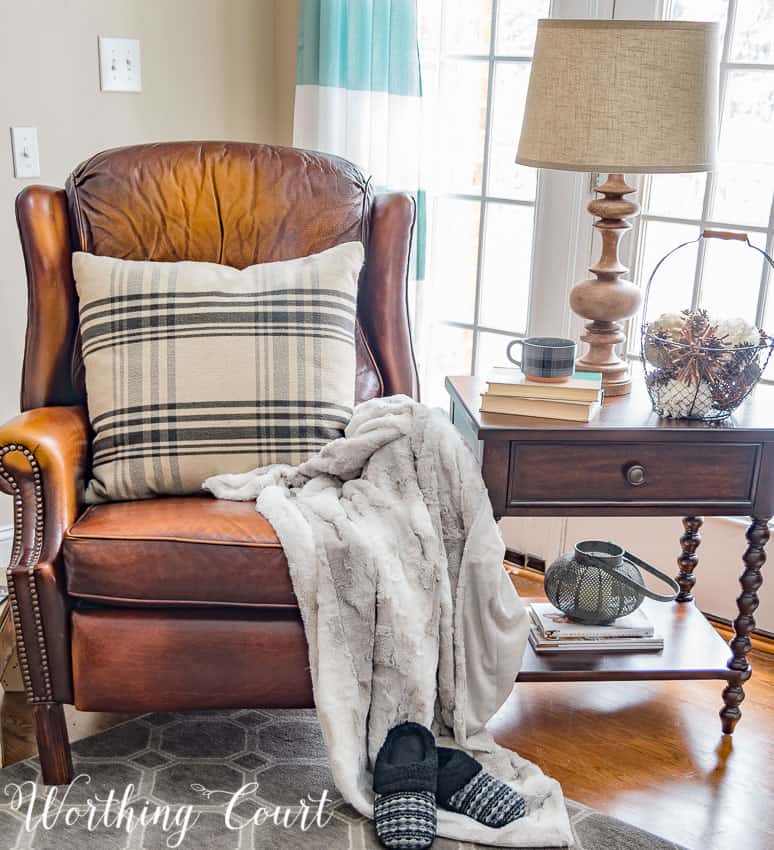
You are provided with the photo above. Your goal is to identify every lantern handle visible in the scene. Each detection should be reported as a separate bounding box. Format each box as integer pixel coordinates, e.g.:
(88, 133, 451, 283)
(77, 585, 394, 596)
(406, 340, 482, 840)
(583, 549, 679, 603)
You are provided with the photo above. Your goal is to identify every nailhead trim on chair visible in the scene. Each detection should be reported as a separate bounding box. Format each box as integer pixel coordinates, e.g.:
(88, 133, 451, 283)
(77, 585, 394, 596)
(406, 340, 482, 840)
(0, 443, 52, 703)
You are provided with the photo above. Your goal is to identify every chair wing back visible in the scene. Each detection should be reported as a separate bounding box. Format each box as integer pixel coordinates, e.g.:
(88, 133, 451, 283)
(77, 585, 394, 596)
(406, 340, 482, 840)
(16, 141, 418, 411)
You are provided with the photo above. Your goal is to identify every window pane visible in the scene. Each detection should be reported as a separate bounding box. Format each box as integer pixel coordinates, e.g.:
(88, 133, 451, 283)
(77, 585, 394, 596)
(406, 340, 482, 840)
(437, 59, 489, 194)
(417, 0, 442, 55)
(637, 221, 700, 324)
(670, 0, 728, 28)
(712, 164, 774, 229)
(479, 202, 533, 333)
(424, 325, 474, 408)
(644, 172, 706, 220)
(712, 70, 774, 227)
(716, 69, 773, 182)
(699, 231, 766, 323)
(730, 0, 774, 63)
(429, 198, 481, 323)
(487, 61, 536, 201)
(442, 0, 491, 54)
(495, 0, 548, 56)
(476, 331, 516, 375)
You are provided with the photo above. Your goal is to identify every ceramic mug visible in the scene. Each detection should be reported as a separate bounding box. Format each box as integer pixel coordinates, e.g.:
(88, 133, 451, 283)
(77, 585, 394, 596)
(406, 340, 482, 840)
(506, 336, 576, 382)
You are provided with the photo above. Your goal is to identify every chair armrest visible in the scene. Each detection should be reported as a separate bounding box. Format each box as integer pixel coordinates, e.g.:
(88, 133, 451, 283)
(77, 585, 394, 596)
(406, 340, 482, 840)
(363, 193, 419, 399)
(0, 406, 90, 565)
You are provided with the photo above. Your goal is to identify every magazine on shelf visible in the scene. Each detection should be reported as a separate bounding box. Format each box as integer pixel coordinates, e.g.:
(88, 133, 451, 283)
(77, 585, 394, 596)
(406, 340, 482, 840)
(529, 602, 655, 639)
(528, 625, 664, 653)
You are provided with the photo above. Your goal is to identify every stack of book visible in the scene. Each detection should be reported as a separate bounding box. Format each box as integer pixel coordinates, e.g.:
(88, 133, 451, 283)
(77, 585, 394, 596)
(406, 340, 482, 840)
(480, 368, 603, 422)
(527, 601, 664, 653)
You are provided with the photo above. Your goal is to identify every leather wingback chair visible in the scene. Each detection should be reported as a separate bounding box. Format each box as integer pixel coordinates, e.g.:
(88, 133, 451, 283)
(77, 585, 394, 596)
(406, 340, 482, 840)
(0, 142, 418, 784)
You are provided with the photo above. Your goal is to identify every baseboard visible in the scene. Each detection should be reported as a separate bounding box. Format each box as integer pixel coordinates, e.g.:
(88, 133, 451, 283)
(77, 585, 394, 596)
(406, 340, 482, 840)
(706, 614, 774, 655)
(504, 548, 546, 572)
(504, 562, 545, 586)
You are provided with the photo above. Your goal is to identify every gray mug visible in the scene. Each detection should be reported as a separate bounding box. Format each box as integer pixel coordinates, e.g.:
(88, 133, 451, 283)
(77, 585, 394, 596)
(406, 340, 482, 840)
(506, 336, 576, 382)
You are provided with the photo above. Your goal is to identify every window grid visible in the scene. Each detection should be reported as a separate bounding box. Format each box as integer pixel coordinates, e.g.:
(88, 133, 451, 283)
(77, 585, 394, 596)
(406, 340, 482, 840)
(435, 0, 543, 375)
(629, 0, 774, 380)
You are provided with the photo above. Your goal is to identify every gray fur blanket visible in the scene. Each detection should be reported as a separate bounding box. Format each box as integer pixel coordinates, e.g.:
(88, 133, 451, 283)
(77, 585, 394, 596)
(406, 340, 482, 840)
(204, 396, 572, 847)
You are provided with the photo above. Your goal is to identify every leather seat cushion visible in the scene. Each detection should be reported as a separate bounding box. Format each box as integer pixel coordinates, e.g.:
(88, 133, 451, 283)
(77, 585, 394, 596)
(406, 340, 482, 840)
(63, 496, 296, 608)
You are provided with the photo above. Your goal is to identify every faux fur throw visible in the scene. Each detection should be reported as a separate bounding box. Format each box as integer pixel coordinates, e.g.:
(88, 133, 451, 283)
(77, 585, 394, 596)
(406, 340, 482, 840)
(204, 396, 572, 847)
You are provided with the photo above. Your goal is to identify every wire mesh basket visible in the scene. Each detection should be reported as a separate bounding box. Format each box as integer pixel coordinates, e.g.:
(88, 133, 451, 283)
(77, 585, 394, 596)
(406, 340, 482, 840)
(640, 230, 774, 422)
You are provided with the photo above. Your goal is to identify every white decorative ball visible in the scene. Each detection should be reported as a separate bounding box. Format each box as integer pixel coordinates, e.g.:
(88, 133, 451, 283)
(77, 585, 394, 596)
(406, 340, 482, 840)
(648, 312, 686, 339)
(658, 378, 714, 418)
(712, 317, 760, 348)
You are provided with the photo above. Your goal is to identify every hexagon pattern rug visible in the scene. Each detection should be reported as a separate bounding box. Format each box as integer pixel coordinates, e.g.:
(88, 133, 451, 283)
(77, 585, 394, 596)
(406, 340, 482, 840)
(0, 709, 686, 849)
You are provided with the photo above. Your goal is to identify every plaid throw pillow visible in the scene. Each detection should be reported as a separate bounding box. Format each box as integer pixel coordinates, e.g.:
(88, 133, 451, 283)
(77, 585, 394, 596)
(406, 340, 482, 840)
(72, 243, 364, 503)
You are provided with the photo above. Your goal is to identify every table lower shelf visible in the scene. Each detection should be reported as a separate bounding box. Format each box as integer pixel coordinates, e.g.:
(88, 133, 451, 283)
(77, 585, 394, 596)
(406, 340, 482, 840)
(516, 599, 735, 683)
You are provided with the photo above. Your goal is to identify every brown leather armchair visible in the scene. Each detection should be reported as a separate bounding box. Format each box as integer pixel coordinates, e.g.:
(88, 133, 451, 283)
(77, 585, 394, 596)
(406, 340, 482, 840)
(1, 142, 418, 784)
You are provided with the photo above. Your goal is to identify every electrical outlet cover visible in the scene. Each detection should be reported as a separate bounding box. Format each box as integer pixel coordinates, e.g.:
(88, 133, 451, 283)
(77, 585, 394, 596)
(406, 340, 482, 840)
(98, 36, 142, 92)
(10, 127, 40, 178)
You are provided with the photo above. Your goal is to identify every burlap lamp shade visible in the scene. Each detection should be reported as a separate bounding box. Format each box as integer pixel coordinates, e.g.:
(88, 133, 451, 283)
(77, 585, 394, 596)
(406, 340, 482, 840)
(516, 20, 719, 396)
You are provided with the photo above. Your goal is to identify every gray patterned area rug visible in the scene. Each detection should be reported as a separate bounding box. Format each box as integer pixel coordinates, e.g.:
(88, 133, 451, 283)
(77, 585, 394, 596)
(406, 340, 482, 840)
(0, 709, 685, 850)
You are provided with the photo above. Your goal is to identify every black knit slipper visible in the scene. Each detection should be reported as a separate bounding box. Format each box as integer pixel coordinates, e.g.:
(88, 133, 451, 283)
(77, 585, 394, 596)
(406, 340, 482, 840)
(373, 722, 438, 850)
(437, 747, 526, 829)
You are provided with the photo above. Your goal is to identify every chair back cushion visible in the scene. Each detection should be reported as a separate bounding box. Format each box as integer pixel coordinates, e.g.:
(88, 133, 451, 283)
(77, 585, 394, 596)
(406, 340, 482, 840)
(15, 143, 417, 413)
(65, 142, 387, 404)
(73, 244, 363, 502)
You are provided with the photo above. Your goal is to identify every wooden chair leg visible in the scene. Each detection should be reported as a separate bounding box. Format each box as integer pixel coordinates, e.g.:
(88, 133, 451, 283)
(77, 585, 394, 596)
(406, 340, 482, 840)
(32, 702, 73, 785)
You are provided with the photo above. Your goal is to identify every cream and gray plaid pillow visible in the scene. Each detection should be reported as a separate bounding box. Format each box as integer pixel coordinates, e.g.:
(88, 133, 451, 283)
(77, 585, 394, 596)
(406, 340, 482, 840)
(72, 243, 364, 503)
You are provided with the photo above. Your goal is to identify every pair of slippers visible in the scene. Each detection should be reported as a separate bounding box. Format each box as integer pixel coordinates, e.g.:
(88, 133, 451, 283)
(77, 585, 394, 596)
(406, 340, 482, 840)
(373, 722, 526, 850)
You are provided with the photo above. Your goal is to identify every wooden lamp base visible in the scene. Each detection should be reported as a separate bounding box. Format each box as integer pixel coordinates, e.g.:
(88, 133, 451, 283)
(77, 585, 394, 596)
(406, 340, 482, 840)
(569, 173, 642, 397)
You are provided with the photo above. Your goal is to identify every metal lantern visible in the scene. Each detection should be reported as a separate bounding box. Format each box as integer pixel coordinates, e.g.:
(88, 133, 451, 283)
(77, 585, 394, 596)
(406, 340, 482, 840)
(544, 540, 678, 625)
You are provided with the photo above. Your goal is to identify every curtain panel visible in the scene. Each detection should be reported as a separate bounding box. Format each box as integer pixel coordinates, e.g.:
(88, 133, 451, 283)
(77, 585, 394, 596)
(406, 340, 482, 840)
(293, 0, 427, 287)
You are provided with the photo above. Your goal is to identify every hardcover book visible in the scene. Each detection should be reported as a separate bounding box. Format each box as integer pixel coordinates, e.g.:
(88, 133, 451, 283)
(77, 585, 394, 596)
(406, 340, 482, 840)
(480, 395, 601, 422)
(486, 368, 603, 402)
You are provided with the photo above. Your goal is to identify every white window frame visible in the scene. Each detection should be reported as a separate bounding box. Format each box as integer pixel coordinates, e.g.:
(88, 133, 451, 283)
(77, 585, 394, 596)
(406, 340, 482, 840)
(424, 0, 773, 392)
(426, 0, 550, 378)
(625, 0, 774, 376)
(424, 0, 665, 384)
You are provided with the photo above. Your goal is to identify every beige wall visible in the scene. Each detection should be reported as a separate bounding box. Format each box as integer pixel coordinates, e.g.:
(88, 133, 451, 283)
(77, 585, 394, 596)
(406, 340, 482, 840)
(0, 0, 300, 528)
(274, 0, 300, 145)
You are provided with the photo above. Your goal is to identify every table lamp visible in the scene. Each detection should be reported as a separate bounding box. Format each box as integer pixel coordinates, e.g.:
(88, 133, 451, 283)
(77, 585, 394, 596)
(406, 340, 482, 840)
(516, 20, 719, 396)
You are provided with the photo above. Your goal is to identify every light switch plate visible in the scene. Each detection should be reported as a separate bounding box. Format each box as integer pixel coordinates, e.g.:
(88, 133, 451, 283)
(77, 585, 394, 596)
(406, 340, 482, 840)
(10, 127, 40, 178)
(98, 36, 142, 92)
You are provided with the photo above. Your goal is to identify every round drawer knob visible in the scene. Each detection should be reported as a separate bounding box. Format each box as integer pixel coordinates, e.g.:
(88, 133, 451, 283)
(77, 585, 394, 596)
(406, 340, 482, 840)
(625, 463, 647, 487)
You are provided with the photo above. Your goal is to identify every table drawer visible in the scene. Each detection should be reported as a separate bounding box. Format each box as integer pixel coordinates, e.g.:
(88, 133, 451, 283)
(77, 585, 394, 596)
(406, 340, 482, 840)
(507, 441, 760, 506)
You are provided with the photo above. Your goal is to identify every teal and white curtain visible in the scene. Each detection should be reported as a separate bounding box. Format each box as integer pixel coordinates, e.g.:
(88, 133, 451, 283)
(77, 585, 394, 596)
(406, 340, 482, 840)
(294, 0, 427, 326)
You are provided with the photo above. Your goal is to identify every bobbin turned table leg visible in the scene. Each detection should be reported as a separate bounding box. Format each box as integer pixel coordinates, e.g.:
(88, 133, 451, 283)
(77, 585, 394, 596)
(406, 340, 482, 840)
(720, 516, 769, 735)
(676, 516, 703, 602)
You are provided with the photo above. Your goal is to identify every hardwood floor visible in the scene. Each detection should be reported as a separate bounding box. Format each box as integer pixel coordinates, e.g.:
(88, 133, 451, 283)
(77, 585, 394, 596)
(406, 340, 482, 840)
(1, 573, 772, 850)
(493, 571, 774, 850)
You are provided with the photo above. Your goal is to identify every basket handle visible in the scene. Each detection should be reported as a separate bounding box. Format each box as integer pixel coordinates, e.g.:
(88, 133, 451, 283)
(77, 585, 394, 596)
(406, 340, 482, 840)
(702, 228, 749, 241)
(582, 550, 679, 603)
(641, 232, 774, 326)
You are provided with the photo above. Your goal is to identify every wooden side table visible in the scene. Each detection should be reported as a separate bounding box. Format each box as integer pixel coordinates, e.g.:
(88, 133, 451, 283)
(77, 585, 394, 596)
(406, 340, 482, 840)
(446, 373, 773, 734)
